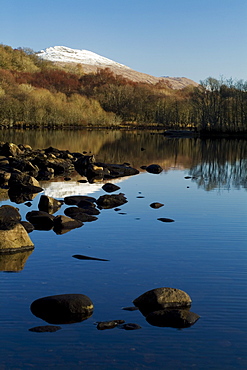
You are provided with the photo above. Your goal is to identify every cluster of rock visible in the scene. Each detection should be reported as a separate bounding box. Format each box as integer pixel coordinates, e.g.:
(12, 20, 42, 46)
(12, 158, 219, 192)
(28, 287, 199, 332)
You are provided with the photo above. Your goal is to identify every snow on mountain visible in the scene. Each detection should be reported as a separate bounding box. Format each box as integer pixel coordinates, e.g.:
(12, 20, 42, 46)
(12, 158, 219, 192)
(37, 46, 131, 69)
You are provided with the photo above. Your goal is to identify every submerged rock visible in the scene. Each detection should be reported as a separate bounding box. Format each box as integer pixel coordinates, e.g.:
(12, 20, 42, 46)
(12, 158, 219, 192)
(30, 293, 94, 324)
(96, 320, 125, 330)
(133, 287, 192, 315)
(150, 202, 164, 209)
(29, 325, 61, 333)
(119, 323, 141, 330)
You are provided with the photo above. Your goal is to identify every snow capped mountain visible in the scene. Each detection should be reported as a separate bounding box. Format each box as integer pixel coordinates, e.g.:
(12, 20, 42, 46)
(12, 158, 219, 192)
(37, 46, 130, 69)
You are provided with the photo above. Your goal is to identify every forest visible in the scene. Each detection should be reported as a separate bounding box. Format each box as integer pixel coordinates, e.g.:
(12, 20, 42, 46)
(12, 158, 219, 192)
(0, 44, 246, 134)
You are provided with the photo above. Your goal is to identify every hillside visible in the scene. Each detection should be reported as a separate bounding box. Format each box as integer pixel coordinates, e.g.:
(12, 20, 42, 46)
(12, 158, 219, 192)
(37, 46, 198, 89)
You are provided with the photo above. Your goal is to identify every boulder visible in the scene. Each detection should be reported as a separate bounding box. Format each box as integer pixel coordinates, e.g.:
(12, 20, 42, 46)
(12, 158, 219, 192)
(8, 157, 39, 177)
(146, 164, 163, 174)
(0, 205, 21, 230)
(30, 293, 94, 324)
(96, 193, 128, 209)
(64, 195, 96, 206)
(0, 223, 34, 253)
(133, 287, 192, 315)
(8, 171, 43, 194)
(53, 215, 83, 234)
(38, 195, 63, 214)
(0, 170, 11, 186)
(0, 142, 23, 157)
(26, 210, 55, 230)
(64, 207, 98, 222)
(96, 162, 139, 179)
(146, 309, 200, 328)
(20, 221, 35, 233)
(102, 183, 120, 193)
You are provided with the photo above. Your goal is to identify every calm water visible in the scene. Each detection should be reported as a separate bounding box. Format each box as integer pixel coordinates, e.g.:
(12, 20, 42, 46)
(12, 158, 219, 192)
(0, 130, 246, 369)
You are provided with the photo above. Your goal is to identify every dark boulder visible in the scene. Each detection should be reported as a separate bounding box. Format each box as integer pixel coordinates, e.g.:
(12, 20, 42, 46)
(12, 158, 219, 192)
(26, 210, 55, 230)
(64, 195, 96, 206)
(96, 193, 128, 209)
(102, 183, 120, 193)
(64, 207, 98, 222)
(146, 309, 200, 328)
(96, 162, 139, 179)
(53, 215, 83, 234)
(20, 221, 35, 233)
(0, 142, 23, 157)
(30, 293, 94, 324)
(8, 171, 43, 194)
(146, 164, 163, 174)
(8, 157, 39, 177)
(97, 320, 125, 330)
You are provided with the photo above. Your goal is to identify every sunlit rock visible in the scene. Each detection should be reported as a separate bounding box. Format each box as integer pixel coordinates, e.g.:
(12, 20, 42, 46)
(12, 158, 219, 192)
(38, 195, 63, 214)
(0, 249, 33, 272)
(30, 293, 94, 324)
(146, 309, 200, 328)
(133, 287, 192, 315)
(0, 223, 34, 253)
(0, 142, 23, 157)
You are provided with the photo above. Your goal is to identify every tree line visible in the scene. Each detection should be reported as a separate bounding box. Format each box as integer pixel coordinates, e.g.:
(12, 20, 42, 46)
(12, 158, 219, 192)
(0, 44, 246, 133)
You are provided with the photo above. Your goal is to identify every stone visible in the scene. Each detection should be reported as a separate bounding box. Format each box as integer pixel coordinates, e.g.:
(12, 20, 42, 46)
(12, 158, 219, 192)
(26, 210, 55, 230)
(157, 218, 174, 222)
(96, 320, 125, 330)
(0, 170, 11, 185)
(0, 142, 23, 157)
(150, 202, 164, 209)
(53, 215, 83, 234)
(146, 309, 200, 328)
(102, 183, 120, 193)
(30, 293, 94, 324)
(8, 171, 43, 194)
(29, 325, 61, 333)
(64, 195, 96, 206)
(146, 164, 163, 174)
(0, 223, 34, 254)
(72, 254, 109, 261)
(119, 323, 142, 330)
(38, 195, 63, 214)
(96, 193, 128, 209)
(64, 207, 98, 222)
(20, 221, 35, 233)
(76, 204, 100, 215)
(0, 205, 21, 230)
(133, 287, 192, 315)
(8, 157, 39, 177)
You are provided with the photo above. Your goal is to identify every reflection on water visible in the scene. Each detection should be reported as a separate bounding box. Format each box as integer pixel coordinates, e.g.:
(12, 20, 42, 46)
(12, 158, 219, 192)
(0, 249, 33, 272)
(0, 129, 246, 369)
(1, 129, 246, 192)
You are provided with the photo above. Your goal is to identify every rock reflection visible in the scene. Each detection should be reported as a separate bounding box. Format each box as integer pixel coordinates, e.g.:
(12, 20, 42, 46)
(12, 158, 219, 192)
(0, 249, 33, 272)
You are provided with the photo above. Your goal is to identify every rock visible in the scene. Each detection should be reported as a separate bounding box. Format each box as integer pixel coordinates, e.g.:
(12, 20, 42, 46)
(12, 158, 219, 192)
(96, 193, 128, 209)
(0, 223, 34, 253)
(0, 249, 33, 272)
(64, 207, 98, 222)
(74, 155, 95, 176)
(8, 189, 38, 204)
(133, 287, 192, 315)
(29, 325, 61, 333)
(53, 215, 83, 234)
(38, 195, 63, 214)
(150, 202, 164, 209)
(76, 204, 100, 216)
(0, 170, 11, 186)
(0, 205, 21, 230)
(157, 218, 174, 223)
(146, 309, 200, 328)
(72, 254, 109, 261)
(8, 157, 39, 177)
(146, 164, 163, 174)
(102, 183, 120, 193)
(64, 195, 96, 206)
(8, 171, 43, 194)
(122, 307, 139, 311)
(20, 221, 35, 233)
(0, 142, 23, 157)
(96, 162, 139, 179)
(119, 323, 142, 330)
(30, 294, 94, 324)
(26, 210, 55, 230)
(96, 320, 125, 330)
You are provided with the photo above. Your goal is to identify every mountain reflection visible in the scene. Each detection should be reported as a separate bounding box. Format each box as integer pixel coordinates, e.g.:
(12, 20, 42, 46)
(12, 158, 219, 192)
(1, 129, 247, 191)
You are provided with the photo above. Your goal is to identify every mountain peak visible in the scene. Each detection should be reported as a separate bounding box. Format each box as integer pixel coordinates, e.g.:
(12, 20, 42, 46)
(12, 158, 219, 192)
(37, 46, 130, 69)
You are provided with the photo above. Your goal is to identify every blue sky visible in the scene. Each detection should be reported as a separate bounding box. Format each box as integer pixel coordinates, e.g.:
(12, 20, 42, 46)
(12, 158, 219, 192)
(1, 0, 246, 82)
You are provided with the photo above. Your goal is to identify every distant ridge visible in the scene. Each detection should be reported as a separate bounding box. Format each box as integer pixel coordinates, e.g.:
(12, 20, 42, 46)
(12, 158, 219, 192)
(37, 46, 198, 89)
